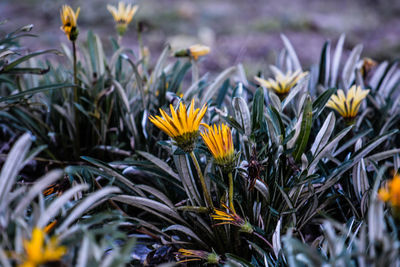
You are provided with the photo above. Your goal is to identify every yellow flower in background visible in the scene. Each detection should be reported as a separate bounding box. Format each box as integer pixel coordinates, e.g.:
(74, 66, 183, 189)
(201, 123, 235, 169)
(326, 85, 369, 119)
(379, 174, 400, 208)
(107, 2, 138, 36)
(19, 227, 66, 267)
(212, 203, 253, 233)
(254, 69, 307, 98)
(188, 44, 210, 61)
(176, 249, 220, 264)
(60, 5, 80, 41)
(149, 99, 207, 152)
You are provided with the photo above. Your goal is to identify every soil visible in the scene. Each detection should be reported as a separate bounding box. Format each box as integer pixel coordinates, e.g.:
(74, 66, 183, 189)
(1, 0, 400, 75)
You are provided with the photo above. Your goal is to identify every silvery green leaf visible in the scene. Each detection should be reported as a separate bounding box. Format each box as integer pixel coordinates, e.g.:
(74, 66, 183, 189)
(112, 79, 139, 138)
(265, 111, 279, 145)
(268, 91, 281, 112)
(0, 133, 31, 207)
(368, 200, 384, 248)
(201, 66, 237, 106)
(254, 180, 269, 202)
(342, 44, 363, 90)
(352, 130, 397, 163)
(236, 63, 249, 87)
(301, 154, 308, 171)
(272, 219, 282, 258)
(287, 111, 303, 149)
(319, 41, 331, 87)
(270, 65, 284, 77)
(37, 184, 89, 228)
(136, 184, 175, 208)
(95, 34, 105, 76)
(311, 112, 335, 156)
(282, 74, 309, 111)
(109, 47, 128, 72)
(57, 187, 121, 233)
(378, 62, 399, 98)
(330, 34, 345, 88)
(13, 169, 63, 218)
(77, 236, 90, 267)
(232, 97, 252, 136)
(366, 148, 400, 163)
(308, 126, 352, 175)
(173, 154, 201, 205)
(389, 93, 400, 115)
(183, 73, 208, 101)
(150, 45, 171, 93)
(281, 34, 302, 71)
(137, 150, 180, 181)
(112, 195, 187, 225)
(0, 248, 11, 267)
(163, 225, 208, 249)
(369, 61, 388, 90)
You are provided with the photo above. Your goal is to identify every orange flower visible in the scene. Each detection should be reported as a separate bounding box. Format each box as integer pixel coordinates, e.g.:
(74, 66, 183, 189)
(379, 174, 400, 208)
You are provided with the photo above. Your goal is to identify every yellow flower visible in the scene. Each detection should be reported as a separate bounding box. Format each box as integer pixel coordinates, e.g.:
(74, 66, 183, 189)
(254, 69, 307, 98)
(107, 2, 138, 36)
(379, 174, 400, 208)
(149, 99, 207, 152)
(326, 85, 369, 119)
(212, 203, 253, 233)
(19, 227, 66, 267)
(201, 123, 235, 169)
(188, 44, 210, 61)
(60, 5, 80, 41)
(175, 249, 220, 264)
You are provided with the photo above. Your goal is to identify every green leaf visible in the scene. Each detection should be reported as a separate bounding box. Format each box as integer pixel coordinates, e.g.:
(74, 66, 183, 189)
(2, 49, 60, 71)
(0, 83, 73, 102)
(312, 87, 336, 118)
(252, 87, 264, 131)
(318, 41, 330, 86)
(293, 97, 312, 162)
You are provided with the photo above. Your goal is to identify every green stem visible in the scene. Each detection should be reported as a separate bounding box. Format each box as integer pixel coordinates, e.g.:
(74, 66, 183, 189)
(117, 35, 122, 47)
(228, 172, 236, 213)
(72, 41, 78, 93)
(191, 59, 199, 84)
(189, 151, 214, 211)
(72, 40, 80, 157)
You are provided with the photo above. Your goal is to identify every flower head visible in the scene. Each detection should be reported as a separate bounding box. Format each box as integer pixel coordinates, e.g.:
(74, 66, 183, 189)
(188, 44, 210, 61)
(201, 123, 235, 170)
(107, 2, 138, 36)
(19, 227, 66, 267)
(211, 203, 253, 233)
(254, 69, 307, 98)
(326, 85, 369, 119)
(379, 174, 400, 208)
(149, 99, 207, 152)
(175, 249, 221, 264)
(60, 5, 80, 41)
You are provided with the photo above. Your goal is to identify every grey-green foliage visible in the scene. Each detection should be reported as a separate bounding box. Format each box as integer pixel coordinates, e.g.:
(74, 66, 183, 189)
(0, 133, 133, 266)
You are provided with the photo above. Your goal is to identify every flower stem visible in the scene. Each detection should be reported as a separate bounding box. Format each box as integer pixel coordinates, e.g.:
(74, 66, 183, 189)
(191, 60, 199, 84)
(72, 41, 78, 94)
(228, 172, 236, 213)
(189, 151, 214, 211)
(72, 40, 80, 157)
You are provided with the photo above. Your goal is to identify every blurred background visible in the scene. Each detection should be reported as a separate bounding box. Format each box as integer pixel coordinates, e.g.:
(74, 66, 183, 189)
(1, 0, 400, 74)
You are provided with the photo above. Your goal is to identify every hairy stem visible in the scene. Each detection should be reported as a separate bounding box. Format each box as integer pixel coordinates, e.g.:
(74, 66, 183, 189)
(191, 60, 199, 84)
(72, 40, 80, 157)
(228, 172, 236, 213)
(189, 151, 214, 211)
